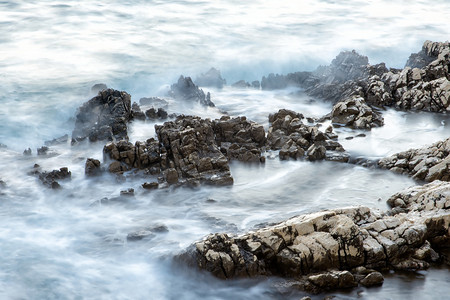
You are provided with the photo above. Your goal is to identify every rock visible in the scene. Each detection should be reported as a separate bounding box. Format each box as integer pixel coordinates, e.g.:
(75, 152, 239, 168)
(330, 96, 384, 129)
(145, 107, 168, 120)
(139, 97, 169, 109)
(212, 116, 266, 162)
(31, 167, 71, 189)
(169, 75, 215, 107)
(72, 89, 132, 143)
(231, 80, 250, 88)
(85, 158, 101, 176)
(261, 72, 312, 90)
(44, 134, 69, 146)
(23, 148, 32, 156)
(131, 102, 146, 121)
(267, 109, 347, 162)
(183, 181, 450, 289)
(37, 146, 49, 156)
(379, 137, 450, 182)
(251, 80, 260, 89)
(142, 182, 159, 190)
(164, 168, 179, 185)
(120, 188, 134, 196)
(195, 67, 226, 89)
(91, 83, 107, 94)
(127, 230, 155, 241)
(359, 272, 384, 287)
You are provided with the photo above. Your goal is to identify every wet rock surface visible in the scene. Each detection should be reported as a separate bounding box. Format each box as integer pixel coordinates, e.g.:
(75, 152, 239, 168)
(267, 109, 348, 162)
(195, 67, 226, 89)
(378, 137, 450, 182)
(183, 180, 450, 293)
(169, 75, 215, 107)
(30, 165, 72, 189)
(212, 116, 266, 162)
(72, 89, 132, 143)
(330, 96, 384, 129)
(85, 158, 102, 176)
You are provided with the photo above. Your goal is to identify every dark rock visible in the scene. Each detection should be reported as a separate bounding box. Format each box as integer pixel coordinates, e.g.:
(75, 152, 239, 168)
(120, 188, 134, 196)
(169, 75, 215, 107)
(37, 146, 49, 156)
(131, 102, 146, 121)
(145, 107, 168, 120)
(139, 97, 169, 109)
(231, 80, 250, 88)
(142, 182, 159, 190)
(85, 158, 101, 176)
(330, 96, 384, 129)
(91, 83, 107, 94)
(45, 134, 69, 146)
(359, 272, 384, 287)
(23, 148, 32, 156)
(33, 167, 71, 189)
(72, 89, 132, 143)
(164, 168, 179, 185)
(195, 67, 226, 89)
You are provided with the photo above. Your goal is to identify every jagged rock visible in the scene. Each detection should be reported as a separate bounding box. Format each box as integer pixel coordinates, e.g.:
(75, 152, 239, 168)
(330, 96, 384, 129)
(37, 146, 49, 156)
(184, 181, 450, 291)
(231, 80, 251, 88)
(195, 68, 226, 89)
(85, 158, 101, 176)
(104, 116, 234, 186)
(145, 107, 168, 120)
(212, 116, 266, 162)
(378, 137, 450, 181)
(139, 97, 169, 109)
(261, 72, 312, 90)
(23, 148, 32, 156)
(131, 102, 146, 121)
(72, 89, 132, 143)
(45, 134, 69, 146)
(169, 76, 215, 107)
(30, 166, 71, 189)
(267, 109, 347, 162)
(142, 182, 159, 190)
(91, 83, 107, 94)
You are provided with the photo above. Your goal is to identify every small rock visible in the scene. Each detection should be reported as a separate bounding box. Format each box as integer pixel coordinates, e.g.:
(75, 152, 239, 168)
(359, 272, 384, 287)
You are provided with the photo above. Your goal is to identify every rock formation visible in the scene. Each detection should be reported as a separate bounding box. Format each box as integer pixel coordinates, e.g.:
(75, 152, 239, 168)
(195, 68, 226, 89)
(72, 89, 132, 144)
(267, 109, 348, 162)
(169, 75, 215, 107)
(182, 180, 450, 293)
(29, 165, 72, 189)
(378, 137, 450, 182)
(330, 96, 384, 129)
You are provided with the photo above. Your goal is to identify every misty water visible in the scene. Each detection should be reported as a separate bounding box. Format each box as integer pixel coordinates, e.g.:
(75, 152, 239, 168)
(1, 1, 450, 299)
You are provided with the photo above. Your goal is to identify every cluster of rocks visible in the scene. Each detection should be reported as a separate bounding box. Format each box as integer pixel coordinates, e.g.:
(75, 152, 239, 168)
(131, 100, 171, 122)
(378, 137, 450, 182)
(169, 75, 215, 107)
(103, 116, 233, 186)
(231, 80, 260, 89)
(29, 165, 72, 189)
(183, 180, 449, 293)
(261, 72, 312, 90)
(195, 68, 226, 89)
(267, 109, 348, 162)
(330, 96, 384, 129)
(72, 89, 132, 144)
(212, 116, 266, 162)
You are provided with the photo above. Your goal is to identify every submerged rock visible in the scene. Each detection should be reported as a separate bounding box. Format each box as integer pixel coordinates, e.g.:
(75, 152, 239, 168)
(72, 89, 132, 144)
(195, 67, 226, 89)
(182, 181, 450, 293)
(30, 166, 72, 189)
(378, 137, 450, 181)
(45, 134, 69, 146)
(169, 75, 215, 107)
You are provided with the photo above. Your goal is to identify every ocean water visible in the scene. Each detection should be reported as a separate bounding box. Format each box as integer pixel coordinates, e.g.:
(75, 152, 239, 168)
(1, 1, 450, 299)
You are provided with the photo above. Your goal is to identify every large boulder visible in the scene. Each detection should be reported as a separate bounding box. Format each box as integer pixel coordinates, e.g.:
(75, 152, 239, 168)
(378, 137, 450, 182)
(72, 89, 132, 144)
(182, 181, 450, 293)
(169, 76, 215, 107)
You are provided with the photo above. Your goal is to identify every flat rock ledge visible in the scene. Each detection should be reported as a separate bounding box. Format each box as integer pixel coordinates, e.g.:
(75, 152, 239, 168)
(379, 137, 450, 182)
(181, 180, 450, 294)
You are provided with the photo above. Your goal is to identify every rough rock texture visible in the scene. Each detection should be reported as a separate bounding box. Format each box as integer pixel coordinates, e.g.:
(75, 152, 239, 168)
(131, 102, 146, 121)
(30, 165, 72, 189)
(195, 68, 226, 89)
(331, 96, 384, 129)
(169, 76, 215, 107)
(85, 158, 102, 176)
(72, 89, 132, 143)
(184, 181, 450, 293)
(145, 107, 168, 120)
(378, 137, 450, 182)
(103, 116, 234, 186)
(267, 109, 348, 162)
(212, 116, 266, 162)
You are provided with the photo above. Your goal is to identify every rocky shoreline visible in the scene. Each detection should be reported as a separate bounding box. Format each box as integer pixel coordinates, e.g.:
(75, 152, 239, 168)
(9, 40, 449, 296)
